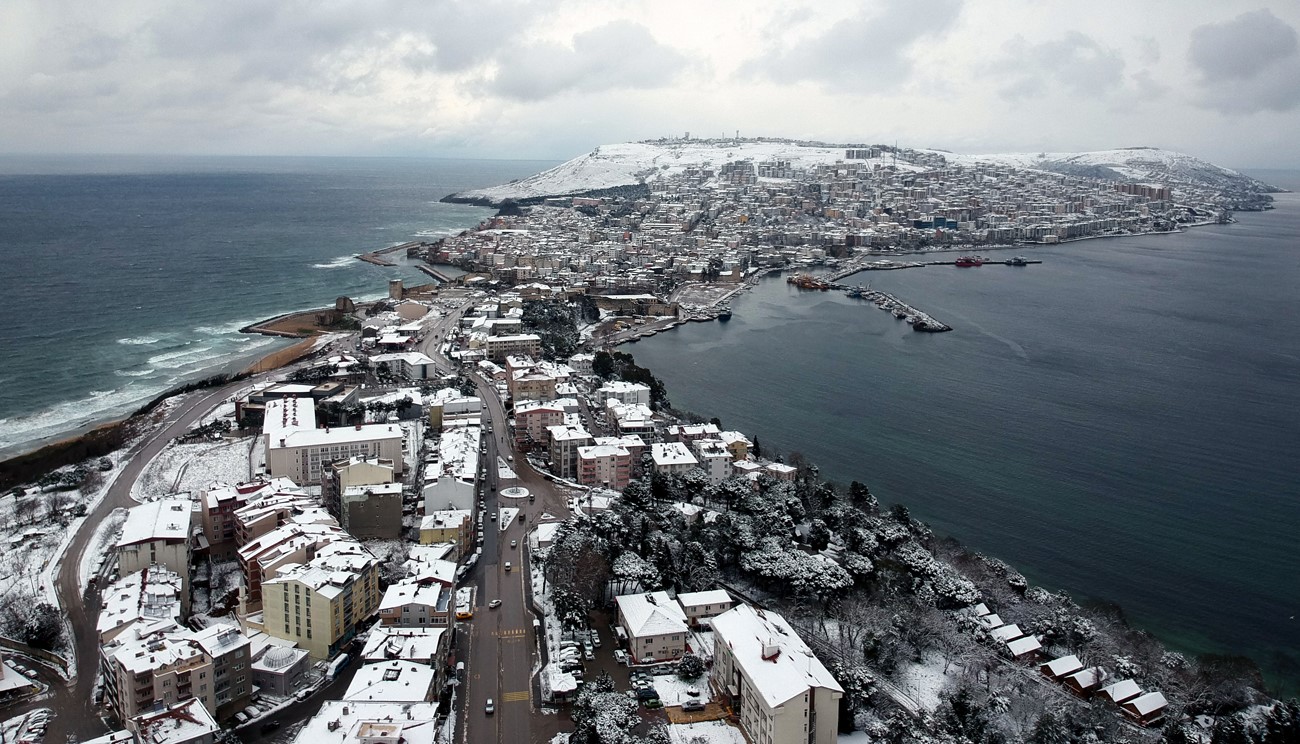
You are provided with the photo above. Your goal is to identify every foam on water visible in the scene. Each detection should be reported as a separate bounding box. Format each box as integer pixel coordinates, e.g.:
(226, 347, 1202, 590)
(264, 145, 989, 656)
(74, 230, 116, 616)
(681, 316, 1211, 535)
(312, 255, 356, 269)
(116, 336, 160, 345)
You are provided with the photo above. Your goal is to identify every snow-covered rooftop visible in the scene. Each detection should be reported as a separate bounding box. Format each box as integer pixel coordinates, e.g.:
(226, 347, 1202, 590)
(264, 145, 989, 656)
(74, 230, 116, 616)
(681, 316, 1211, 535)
(652, 442, 697, 467)
(616, 591, 688, 638)
(343, 659, 436, 703)
(97, 565, 184, 641)
(117, 498, 192, 547)
(360, 626, 448, 665)
(711, 603, 843, 709)
(676, 589, 732, 608)
(293, 701, 439, 744)
(129, 696, 220, 744)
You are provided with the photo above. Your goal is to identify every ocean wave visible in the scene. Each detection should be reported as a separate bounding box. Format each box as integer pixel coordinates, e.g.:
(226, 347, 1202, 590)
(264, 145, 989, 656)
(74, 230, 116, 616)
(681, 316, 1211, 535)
(194, 319, 256, 336)
(413, 228, 460, 238)
(117, 336, 160, 345)
(115, 368, 156, 378)
(0, 385, 166, 451)
(148, 345, 214, 368)
(312, 255, 356, 269)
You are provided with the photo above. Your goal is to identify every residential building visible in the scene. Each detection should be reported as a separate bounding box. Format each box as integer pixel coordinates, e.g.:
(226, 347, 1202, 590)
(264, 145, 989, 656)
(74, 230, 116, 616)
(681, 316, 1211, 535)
(263, 397, 403, 484)
(675, 589, 735, 628)
(615, 591, 689, 664)
(292, 701, 440, 744)
(101, 624, 215, 723)
(576, 443, 633, 491)
(237, 522, 348, 614)
(376, 583, 453, 628)
(116, 498, 193, 613)
(338, 482, 404, 540)
(259, 540, 381, 660)
(368, 351, 438, 380)
(322, 457, 395, 524)
(596, 381, 651, 407)
(418, 510, 471, 558)
(97, 565, 184, 644)
(651, 442, 697, 476)
(192, 625, 252, 719)
(125, 697, 220, 744)
(692, 439, 733, 485)
(513, 401, 567, 449)
(718, 431, 752, 461)
(343, 660, 436, 703)
(547, 424, 593, 480)
(711, 604, 843, 744)
(485, 333, 542, 362)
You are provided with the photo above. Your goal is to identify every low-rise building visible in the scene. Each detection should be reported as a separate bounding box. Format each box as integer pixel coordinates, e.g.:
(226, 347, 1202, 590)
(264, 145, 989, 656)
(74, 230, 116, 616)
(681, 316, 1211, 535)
(576, 443, 633, 491)
(97, 565, 185, 644)
(651, 442, 697, 476)
(675, 589, 735, 628)
(711, 604, 843, 744)
(418, 510, 471, 558)
(125, 697, 220, 744)
(691, 439, 733, 485)
(343, 659, 436, 703)
(596, 381, 651, 407)
(377, 582, 453, 629)
(615, 591, 689, 664)
(292, 701, 440, 744)
(263, 397, 404, 484)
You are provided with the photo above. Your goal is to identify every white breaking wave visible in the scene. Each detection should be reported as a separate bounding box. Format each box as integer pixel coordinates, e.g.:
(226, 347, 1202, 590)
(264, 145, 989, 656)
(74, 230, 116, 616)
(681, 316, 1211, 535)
(194, 319, 257, 336)
(412, 228, 461, 238)
(117, 336, 160, 345)
(115, 368, 156, 378)
(312, 255, 356, 269)
(0, 384, 163, 452)
(147, 345, 214, 368)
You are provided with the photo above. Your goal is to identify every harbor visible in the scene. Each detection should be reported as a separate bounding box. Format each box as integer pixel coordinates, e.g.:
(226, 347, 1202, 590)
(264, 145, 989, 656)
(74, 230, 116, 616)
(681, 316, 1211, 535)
(825, 254, 1041, 281)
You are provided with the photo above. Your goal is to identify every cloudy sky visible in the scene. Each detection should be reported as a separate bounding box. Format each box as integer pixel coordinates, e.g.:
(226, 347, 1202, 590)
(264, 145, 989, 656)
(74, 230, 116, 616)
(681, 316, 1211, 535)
(4, 0, 1299, 168)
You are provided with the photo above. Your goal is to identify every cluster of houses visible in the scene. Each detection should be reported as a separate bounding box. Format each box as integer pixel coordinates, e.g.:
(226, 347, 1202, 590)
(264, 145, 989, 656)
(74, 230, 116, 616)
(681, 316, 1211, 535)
(973, 603, 1168, 727)
(423, 140, 1246, 301)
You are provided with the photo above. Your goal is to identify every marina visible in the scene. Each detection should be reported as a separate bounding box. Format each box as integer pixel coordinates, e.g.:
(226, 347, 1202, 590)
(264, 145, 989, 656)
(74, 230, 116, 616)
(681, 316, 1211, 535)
(825, 255, 1041, 281)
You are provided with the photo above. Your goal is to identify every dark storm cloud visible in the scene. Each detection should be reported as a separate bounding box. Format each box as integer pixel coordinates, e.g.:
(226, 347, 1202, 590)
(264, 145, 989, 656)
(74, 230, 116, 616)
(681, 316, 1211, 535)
(741, 0, 964, 89)
(1188, 9, 1300, 113)
(488, 21, 687, 101)
(991, 32, 1126, 101)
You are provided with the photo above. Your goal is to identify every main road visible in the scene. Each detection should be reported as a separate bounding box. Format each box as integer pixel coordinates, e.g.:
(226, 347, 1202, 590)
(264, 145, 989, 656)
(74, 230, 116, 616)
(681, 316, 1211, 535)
(419, 298, 572, 743)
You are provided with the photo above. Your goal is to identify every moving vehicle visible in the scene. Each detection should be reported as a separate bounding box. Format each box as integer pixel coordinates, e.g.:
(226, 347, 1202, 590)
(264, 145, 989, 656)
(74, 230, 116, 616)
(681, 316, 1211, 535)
(510, 540, 517, 549)
(489, 599, 502, 609)
(504, 562, 512, 572)
(485, 698, 495, 715)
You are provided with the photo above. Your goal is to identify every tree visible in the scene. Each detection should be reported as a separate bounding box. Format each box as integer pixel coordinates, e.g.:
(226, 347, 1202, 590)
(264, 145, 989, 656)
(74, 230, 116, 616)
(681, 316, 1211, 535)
(677, 653, 705, 681)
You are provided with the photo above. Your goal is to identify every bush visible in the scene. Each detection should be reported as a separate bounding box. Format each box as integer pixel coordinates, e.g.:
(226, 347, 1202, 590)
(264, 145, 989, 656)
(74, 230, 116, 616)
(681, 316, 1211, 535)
(678, 652, 705, 681)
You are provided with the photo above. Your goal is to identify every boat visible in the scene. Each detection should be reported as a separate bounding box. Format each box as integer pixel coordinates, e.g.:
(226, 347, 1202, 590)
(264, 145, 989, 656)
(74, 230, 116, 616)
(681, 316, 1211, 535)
(1006, 256, 1029, 266)
(716, 304, 732, 321)
(955, 255, 984, 267)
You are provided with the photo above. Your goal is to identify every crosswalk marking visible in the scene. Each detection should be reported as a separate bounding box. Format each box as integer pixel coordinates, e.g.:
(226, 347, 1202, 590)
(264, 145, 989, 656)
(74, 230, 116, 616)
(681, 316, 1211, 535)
(493, 628, 526, 638)
(501, 690, 531, 702)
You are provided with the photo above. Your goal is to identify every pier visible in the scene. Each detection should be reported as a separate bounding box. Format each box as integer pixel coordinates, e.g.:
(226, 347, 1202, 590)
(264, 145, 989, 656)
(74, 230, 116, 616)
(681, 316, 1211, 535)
(356, 240, 428, 267)
(825, 255, 1041, 282)
(846, 287, 952, 332)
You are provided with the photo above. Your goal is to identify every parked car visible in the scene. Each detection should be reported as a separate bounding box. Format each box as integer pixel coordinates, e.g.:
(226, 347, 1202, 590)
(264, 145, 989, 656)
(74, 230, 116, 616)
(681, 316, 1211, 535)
(589, 629, 601, 647)
(582, 641, 594, 660)
(643, 698, 663, 709)
(682, 699, 706, 712)
(613, 649, 629, 665)
(635, 687, 660, 701)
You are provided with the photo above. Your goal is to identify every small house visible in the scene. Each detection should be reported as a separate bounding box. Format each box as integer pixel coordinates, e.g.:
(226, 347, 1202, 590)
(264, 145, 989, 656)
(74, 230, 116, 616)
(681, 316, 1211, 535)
(1040, 654, 1084, 681)
(1121, 691, 1168, 727)
(989, 623, 1024, 642)
(1063, 667, 1109, 698)
(1006, 635, 1043, 661)
(1099, 679, 1142, 705)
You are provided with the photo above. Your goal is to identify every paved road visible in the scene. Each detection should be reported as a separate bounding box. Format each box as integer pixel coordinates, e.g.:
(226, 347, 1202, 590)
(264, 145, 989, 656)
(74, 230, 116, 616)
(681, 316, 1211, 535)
(42, 382, 247, 741)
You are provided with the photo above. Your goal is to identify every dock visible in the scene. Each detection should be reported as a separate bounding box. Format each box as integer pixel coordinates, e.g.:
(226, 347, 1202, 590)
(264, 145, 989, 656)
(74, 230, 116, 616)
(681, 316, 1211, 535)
(846, 287, 952, 333)
(825, 255, 1041, 281)
(356, 240, 428, 267)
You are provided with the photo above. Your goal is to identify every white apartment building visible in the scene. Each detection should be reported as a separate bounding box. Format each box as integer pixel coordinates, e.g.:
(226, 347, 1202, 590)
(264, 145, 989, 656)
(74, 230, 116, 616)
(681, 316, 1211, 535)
(692, 439, 734, 485)
(547, 424, 593, 480)
(711, 604, 843, 744)
(651, 442, 697, 476)
(596, 380, 651, 407)
(263, 397, 404, 484)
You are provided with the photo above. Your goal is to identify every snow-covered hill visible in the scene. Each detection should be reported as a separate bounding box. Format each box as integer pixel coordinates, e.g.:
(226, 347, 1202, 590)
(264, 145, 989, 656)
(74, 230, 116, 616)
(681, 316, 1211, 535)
(443, 139, 1280, 207)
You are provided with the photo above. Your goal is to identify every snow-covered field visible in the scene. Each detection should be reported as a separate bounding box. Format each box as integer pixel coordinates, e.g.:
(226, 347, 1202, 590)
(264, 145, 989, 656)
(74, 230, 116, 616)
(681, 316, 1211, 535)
(131, 438, 252, 500)
(666, 721, 747, 744)
(895, 652, 958, 712)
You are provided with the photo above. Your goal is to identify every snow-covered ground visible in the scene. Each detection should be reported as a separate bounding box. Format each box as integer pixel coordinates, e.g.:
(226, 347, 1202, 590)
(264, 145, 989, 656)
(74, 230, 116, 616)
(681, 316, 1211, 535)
(131, 438, 252, 500)
(666, 721, 747, 744)
(78, 507, 127, 591)
(499, 507, 519, 531)
(894, 652, 958, 712)
(648, 673, 707, 707)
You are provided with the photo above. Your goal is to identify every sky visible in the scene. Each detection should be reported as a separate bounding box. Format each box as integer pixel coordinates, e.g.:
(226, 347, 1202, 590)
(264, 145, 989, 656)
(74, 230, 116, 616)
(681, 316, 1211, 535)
(3, 0, 1300, 169)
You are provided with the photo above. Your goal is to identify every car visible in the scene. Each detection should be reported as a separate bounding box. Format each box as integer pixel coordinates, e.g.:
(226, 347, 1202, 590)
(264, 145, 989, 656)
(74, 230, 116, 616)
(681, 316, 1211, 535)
(261, 721, 282, 734)
(589, 629, 601, 647)
(490, 512, 496, 521)
(682, 699, 706, 712)
(507, 455, 514, 462)
(233, 712, 249, 725)
(510, 540, 517, 549)
(560, 640, 580, 649)
(485, 698, 495, 715)
(504, 562, 512, 572)
(613, 649, 629, 665)
(635, 687, 659, 700)
(686, 687, 700, 697)
(582, 641, 594, 660)
(488, 599, 502, 609)
(643, 698, 663, 709)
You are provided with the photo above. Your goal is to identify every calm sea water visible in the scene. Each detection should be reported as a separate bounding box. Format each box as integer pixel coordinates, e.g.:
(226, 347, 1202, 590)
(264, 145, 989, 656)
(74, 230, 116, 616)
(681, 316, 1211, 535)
(632, 179, 1300, 695)
(0, 156, 552, 456)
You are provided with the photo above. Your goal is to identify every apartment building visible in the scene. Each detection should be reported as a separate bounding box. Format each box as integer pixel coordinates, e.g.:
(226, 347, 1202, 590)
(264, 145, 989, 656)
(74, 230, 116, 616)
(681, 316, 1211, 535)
(547, 424, 593, 480)
(615, 591, 689, 664)
(116, 499, 192, 614)
(259, 541, 381, 659)
(192, 624, 252, 719)
(376, 583, 453, 628)
(418, 510, 471, 557)
(576, 443, 633, 491)
(263, 397, 404, 484)
(692, 439, 733, 485)
(101, 624, 215, 723)
(651, 442, 697, 476)
(711, 604, 842, 744)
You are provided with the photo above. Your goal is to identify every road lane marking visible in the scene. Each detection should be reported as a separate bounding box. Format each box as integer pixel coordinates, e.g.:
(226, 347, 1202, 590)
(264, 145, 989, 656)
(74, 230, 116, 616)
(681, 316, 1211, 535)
(501, 690, 531, 702)
(493, 628, 526, 637)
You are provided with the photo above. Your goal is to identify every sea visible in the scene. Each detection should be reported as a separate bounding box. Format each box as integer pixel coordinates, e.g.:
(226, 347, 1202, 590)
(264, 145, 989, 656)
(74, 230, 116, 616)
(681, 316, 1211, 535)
(0, 155, 551, 455)
(1, 156, 1296, 694)
(632, 170, 1300, 695)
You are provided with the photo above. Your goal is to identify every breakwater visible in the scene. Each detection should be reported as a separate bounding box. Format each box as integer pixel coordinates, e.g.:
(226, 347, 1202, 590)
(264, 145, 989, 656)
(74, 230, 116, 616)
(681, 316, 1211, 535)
(847, 287, 951, 332)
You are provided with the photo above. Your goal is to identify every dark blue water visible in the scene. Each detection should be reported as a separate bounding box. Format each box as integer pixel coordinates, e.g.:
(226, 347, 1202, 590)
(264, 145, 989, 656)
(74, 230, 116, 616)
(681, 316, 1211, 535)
(0, 156, 552, 455)
(632, 188, 1300, 694)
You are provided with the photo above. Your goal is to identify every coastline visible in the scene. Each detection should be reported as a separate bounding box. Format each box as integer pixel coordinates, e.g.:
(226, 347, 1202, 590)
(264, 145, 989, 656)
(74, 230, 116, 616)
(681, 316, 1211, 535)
(0, 333, 316, 488)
